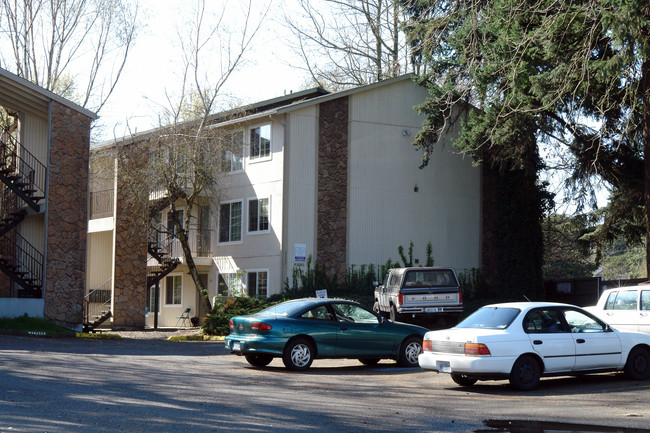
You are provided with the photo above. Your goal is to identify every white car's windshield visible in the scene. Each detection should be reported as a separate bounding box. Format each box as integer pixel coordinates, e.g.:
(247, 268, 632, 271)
(456, 307, 520, 329)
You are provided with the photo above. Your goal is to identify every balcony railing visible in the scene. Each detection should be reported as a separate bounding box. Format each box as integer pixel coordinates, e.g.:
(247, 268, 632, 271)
(90, 189, 114, 219)
(149, 227, 213, 259)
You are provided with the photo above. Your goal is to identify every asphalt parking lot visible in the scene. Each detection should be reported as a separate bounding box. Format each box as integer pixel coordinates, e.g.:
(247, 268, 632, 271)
(2, 334, 650, 433)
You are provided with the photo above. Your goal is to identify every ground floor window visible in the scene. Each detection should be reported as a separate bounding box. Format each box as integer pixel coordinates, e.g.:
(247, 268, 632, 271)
(247, 271, 268, 298)
(165, 275, 182, 305)
(147, 285, 160, 314)
(218, 272, 242, 296)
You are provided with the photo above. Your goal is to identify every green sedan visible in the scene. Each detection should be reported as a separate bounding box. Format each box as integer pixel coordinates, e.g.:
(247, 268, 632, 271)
(225, 298, 428, 370)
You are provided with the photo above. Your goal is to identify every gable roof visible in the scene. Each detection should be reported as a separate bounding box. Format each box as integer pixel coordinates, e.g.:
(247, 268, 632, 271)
(96, 74, 418, 146)
(0, 67, 97, 120)
(207, 74, 417, 130)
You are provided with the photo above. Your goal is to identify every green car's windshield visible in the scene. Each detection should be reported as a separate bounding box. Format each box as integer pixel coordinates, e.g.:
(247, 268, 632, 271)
(456, 307, 520, 329)
(256, 300, 316, 317)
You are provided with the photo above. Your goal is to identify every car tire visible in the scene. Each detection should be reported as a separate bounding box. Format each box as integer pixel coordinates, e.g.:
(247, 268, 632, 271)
(509, 355, 541, 391)
(373, 301, 384, 317)
(282, 338, 314, 371)
(397, 336, 422, 367)
(451, 373, 478, 387)
(390, 304, 400, 322)
(624, 346, 650, 380)
(245, 353, 273, 368)
(359, 358, 380, 366)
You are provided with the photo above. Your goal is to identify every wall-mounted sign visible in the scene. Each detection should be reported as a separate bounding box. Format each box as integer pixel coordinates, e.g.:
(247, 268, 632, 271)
(294, 243, 306, 263)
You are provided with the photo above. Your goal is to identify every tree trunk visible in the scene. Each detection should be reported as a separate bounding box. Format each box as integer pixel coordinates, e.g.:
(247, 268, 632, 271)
(641, 59, 650, 277)
(178, 231, 213, 316)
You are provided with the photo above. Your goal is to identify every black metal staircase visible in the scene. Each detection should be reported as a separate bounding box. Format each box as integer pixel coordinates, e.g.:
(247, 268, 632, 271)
(83, 279, 113, 332)
(147, 236, 180, 289)
(0, 127, 46, 298)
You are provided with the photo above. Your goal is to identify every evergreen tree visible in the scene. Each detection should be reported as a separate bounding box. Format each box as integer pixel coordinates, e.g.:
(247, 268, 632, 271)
(403, 0, 650, 291)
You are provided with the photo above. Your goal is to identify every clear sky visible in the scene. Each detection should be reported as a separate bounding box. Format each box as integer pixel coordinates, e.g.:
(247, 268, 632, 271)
(96, 0, 308, 142)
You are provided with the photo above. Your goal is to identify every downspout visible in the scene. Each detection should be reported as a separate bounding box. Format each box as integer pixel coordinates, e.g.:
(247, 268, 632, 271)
(42, 100, 52, 305)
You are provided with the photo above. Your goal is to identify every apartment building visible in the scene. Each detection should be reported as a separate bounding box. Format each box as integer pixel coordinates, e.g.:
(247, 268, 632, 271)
(87, 75, 481, 329)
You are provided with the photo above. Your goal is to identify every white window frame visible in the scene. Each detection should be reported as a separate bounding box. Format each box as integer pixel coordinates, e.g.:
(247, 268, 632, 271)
(223, 130, 244, 173)
(248, 123, 272, 162)
(147, 285, 160, 315)
(246, 269, 269, 298)
(218, 272, 243, 297)
(247, 196, 270, 234)
(164, 274, 183, 306)
(218, 199, 243, 244)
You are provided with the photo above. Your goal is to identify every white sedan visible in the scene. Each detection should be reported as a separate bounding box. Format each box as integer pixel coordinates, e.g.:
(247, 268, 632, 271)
(418, 302, 650, 390)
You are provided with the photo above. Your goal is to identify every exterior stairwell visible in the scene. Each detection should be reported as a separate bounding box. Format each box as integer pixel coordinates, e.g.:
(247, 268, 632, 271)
(83, 279, 113, 332)
(0, 128, 46, 298)
(147, 235, 180, 290)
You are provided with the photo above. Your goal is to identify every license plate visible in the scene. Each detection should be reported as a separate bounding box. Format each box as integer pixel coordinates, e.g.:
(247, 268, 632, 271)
(425, 307, 441, 313)
(232, 342, 241, 351)
(438, 361, 451, 373)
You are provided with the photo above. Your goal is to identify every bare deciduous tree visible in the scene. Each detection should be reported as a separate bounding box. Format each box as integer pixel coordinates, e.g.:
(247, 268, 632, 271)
(284, 0, 413, 90)
(0, 0, 139, 114)
(118, 0, 268, 315)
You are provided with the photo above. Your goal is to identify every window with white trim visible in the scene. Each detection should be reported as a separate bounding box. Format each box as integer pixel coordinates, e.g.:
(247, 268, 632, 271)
(147, 286, 160, 314)
(250, 124, 271, 159)
(218, 273, 242, 296)
(222, 131, 243, 172)
(165, 275, 182, 305)
(248, 198, 269, 233)
(219, 201, 242, 243)
(247, 271, 268, 298)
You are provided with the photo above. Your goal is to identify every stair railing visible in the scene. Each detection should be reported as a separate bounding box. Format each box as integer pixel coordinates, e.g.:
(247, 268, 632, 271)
(84, 279, 112, 327)
(0, 128, 47, 202)
(0, 186, 22, 235)
(0, 230, 43, 295)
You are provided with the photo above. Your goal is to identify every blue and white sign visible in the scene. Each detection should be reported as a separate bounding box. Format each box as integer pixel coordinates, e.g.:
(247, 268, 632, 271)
(294, 243, 306, 263)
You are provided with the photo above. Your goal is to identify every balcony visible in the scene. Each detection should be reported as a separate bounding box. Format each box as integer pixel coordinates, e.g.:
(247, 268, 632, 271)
(148, 228, 213, 264)
(90, 189, 114, 219)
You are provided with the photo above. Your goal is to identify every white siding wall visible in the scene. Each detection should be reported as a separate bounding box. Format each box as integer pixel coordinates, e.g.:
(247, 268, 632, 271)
(212, 117, 285, 295)
(145, 270, 197, 328)
(282, 106, 319, 284)
(20, 112, 49, 167)
(18, 214, 45, 253)
(86, 231, 114, 291)
(347, 80, 481, 273)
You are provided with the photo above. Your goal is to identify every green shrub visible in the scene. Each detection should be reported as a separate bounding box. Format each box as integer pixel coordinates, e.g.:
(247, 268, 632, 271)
(202, 296, 281, 336)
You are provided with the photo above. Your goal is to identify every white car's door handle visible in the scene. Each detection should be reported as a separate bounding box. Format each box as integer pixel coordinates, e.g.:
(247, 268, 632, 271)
(576, 339, 585, 344)
(533, 340, 542, 345)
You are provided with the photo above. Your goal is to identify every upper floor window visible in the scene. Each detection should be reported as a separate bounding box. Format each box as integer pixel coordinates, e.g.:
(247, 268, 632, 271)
(219, 201, 242, 243)
(248, 198, 269, 233)
(250, 124, 271, 160)
(222, 131, 243, 172)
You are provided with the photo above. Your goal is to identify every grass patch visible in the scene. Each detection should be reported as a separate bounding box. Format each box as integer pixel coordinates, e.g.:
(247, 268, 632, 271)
(75, 332, 122, 340)
(168, 334, 223, 342)
(0, 314, 75, 337)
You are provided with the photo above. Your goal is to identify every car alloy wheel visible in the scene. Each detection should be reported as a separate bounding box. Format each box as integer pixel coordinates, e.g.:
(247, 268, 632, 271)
(283, 338, 314, 371)
(398, 336, 422, 367)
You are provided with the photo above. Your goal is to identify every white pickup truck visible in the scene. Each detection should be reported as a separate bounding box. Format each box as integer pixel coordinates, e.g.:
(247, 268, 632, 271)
(373, 267, 463, 323)
(585, 285, 650, 333)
